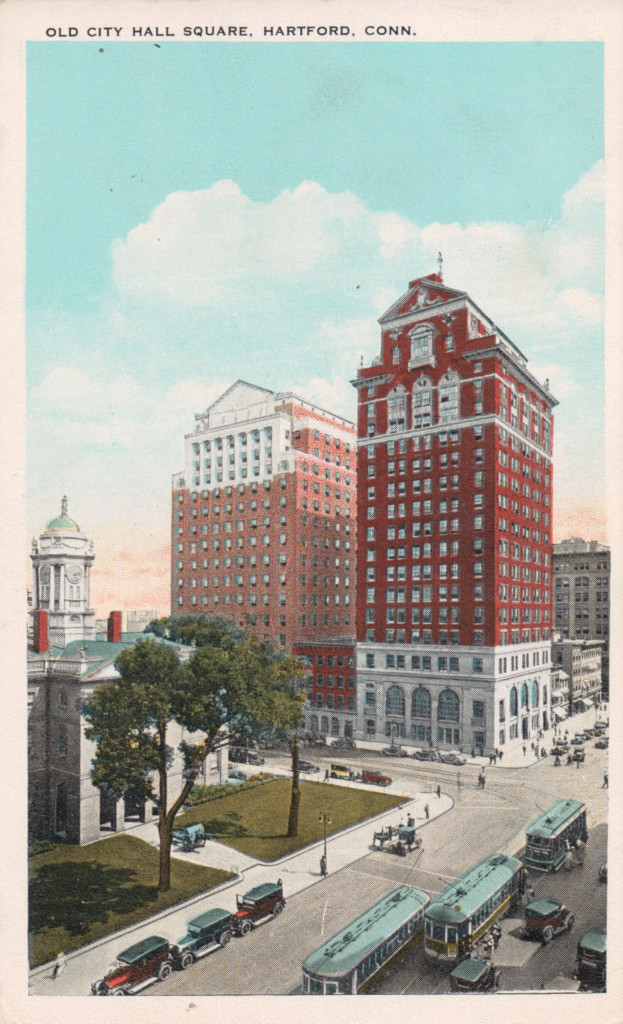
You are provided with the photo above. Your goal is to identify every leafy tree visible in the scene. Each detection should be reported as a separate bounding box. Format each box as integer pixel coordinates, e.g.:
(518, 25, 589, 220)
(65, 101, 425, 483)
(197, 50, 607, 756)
(84, 632, 304, 892)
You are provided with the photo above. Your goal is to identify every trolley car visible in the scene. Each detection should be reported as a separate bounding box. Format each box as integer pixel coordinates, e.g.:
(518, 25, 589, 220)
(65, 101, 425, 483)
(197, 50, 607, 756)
(302, 885, 429, 994)
(524, 799, 587, 872)
(424, 853, 523, 960)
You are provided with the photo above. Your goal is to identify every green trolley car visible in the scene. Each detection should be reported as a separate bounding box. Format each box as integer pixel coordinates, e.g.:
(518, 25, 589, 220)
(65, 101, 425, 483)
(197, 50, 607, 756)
(424, 853, 523, 960)
(524, 799, 587, 872)
(302, 885, 429, 994)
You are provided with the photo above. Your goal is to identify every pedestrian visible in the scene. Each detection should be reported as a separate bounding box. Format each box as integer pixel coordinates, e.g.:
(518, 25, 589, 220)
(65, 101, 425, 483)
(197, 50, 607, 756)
(51, 951, 67, 980)
(541, 747, 546, 759)
(471, 747, 475, 759)
(576, 756, 580, 769)
(567, 754, 572, 766)
(324, 768, 329, 782)
(436, 784, 441, 799)
(602, 771, 608, 788)
(424, 803, 430, 819)
(320, 854, 328, 877)
(523, 744, 527, 757)
(498, 750, 503, 762)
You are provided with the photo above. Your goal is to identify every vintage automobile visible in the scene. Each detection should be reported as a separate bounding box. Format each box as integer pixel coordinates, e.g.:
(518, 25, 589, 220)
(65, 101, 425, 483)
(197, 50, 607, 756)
(573, 930, 606, 991)
(524, 897, 575, 942)
(595, 736, 608, 749)
(330, 762, 352, 779)
(172, 908, 235, 966)
(582, 726, 595, 737)
(572, 746, 586, 763)
(360, 767, 392, 786)
(229, 747, 265, 765)
(91, 935, 175, 995)
(440, 750, 467, 765)
(449, 957, 502, 992)
(228, 767, 247, 781)
(231, 880, 285, 935)
(550, 744, 568, 756)
(382, 744, 409, 757)
(172, 823, 211, 852)
(570, 735, 586, 745)
(297, 759, 320, 773)
(593, 721, 607, 733)
(413, 749, 439, 761)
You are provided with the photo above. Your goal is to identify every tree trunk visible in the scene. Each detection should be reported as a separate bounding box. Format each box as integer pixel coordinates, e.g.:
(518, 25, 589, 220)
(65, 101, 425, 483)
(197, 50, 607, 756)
(287, 735, 301, 837)
(157, 729, 171, 892)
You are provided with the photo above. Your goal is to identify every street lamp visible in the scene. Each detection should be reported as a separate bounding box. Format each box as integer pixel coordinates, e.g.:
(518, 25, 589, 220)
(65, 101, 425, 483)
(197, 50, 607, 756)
(318, 810, 332, 875)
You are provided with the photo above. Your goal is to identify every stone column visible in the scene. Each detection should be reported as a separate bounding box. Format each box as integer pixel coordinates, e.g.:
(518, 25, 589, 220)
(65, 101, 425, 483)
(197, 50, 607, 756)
(58, 563, 66, 611)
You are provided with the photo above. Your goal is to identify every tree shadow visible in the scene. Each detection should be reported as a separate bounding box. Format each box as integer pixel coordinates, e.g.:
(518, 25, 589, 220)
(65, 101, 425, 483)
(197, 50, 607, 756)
(29, 861, 158, 937)
(198, 811, 250, 838)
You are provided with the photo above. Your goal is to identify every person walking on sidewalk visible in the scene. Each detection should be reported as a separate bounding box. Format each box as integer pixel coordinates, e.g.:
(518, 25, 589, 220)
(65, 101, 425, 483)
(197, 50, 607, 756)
(424, 803, 430, 819)
(320, 854, 328, 877)
(602, 771, 608, 788)
(324, 768, 329, 781)
(51, 952, 67, 980)
(523, 744, 527, 757)
(436, 784, 441, 799)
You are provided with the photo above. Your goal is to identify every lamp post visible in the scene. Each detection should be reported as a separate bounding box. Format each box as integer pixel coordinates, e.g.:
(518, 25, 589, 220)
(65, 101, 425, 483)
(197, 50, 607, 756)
(318, 810, 332, 875)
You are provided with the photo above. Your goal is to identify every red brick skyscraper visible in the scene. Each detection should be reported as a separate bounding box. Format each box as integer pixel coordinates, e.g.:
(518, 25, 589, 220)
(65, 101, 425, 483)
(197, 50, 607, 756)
(353, 272, 557, 755)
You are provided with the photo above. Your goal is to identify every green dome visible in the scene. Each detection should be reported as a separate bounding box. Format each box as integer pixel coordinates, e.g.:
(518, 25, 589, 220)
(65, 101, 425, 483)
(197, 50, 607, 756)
(44, 497, 80, 533)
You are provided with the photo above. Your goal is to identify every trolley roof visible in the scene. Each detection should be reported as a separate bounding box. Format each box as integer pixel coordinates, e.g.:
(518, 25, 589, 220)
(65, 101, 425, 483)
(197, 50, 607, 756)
(525, 799, 585, 839)
(426, 854, 522, 924)
(303, 886, 429, 979)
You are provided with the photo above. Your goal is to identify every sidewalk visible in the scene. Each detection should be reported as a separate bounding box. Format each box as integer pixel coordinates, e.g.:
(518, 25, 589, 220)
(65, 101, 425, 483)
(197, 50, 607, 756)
(30, 779, 453, 995)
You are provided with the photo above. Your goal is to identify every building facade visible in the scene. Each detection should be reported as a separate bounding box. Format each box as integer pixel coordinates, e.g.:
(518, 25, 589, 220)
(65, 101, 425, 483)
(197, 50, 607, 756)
(352, 272, 557, 754)
(551, 639, 603, 716)
(172, 380, 357, 655)
(294, 639, 357, 739)
(553, 538, 610, 696)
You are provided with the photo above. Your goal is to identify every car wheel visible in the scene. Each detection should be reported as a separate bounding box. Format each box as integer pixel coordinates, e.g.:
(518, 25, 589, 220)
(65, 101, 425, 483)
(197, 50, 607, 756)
(565, 915, 575, 932)
(197, 837, 206, 848)
(111, 988, 127, 996)
(273, 901, 285, 916)
(542, 926, 554, 943)
(331, 772, 336, 778)
(219, 930, 232, 947)
(158, 961, 172, 981)
(239, 920, 252, 936)
(180, 951, 195, 969)
(493, 971, 502, 989)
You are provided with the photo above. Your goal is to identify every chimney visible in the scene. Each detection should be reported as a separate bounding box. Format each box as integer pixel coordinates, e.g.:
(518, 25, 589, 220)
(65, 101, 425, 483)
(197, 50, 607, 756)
(33, 609, 49, 653)
(107, 610, 122, 643)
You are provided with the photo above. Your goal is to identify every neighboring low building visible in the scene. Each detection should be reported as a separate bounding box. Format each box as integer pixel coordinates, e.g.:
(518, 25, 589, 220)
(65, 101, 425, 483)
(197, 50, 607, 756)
(550, 666, 571, 723)
(553, 538, 610, 697)
(551, 638, 603, 717)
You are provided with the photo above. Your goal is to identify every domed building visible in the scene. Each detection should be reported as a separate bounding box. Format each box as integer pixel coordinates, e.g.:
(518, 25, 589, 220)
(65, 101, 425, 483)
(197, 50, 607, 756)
(30, 496, 96, 647)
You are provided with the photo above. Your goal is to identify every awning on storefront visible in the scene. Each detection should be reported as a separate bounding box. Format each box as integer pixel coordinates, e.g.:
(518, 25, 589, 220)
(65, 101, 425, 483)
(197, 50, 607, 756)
(553, 706, 568, 720)
(579, 698, 594, 708)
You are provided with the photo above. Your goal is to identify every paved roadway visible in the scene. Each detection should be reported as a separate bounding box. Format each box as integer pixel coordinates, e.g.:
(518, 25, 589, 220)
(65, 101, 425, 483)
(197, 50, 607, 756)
(140, 732, 607, 995)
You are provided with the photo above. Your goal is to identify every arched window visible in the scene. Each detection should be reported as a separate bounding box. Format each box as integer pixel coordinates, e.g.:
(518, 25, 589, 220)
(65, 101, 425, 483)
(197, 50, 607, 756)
(438, 370, 460, 424)
(392, 346, 401, 364)
(412, 376, 432, 429)
(411, 687, 431, 719)
(531, 680, 539, 707)
(310, 714, 319, 733)
(386, 685, 405, 716)
(438, 688, 459, 721)
(387, 386, 406, 433)
(509, 687, 518, 716)
(320, 715, 329, 733)
(521, 682, 529, 709)
(542, 686, 548, 705)
(409, 324, 434, 367)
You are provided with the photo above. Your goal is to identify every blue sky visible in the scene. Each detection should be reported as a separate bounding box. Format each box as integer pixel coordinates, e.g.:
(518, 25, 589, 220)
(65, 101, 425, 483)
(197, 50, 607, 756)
(26, 41, 605, 614)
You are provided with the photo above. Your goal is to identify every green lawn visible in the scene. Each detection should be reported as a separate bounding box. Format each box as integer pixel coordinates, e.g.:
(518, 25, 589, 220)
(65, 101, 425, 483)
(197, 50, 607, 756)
(29, 834, 233, 968)
(176, 778, 406, 860)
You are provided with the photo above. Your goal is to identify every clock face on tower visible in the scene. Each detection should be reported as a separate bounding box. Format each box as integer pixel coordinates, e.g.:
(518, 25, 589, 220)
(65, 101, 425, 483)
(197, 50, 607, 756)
(66, 564, 83, 584)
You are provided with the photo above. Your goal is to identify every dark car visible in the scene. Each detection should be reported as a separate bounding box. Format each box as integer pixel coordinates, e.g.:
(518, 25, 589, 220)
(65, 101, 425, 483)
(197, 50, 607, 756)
(297, 760, 320, 773)
(413, 749, 439, 761)
(574, 930, 606, 991)
(524, 897, 575, 943)
(450, 957, 502, 992)
(172, 908, 235, 966)
(595, 737, 608, 749)
(228, 767, 247, 781)
(572, 746, 586, 762)
(229, 748, 265, 765)
(91, 935, 175, 995)
(231, 879, 285, 935)
(383, 744, 409, 757)
(570, 735, 586, 745)
(550, 744, 568, 756)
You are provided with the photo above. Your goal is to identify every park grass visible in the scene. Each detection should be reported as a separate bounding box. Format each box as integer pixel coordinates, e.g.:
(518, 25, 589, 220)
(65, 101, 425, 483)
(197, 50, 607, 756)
(176, 778, 406, 860)
(29, 834, 234, 968)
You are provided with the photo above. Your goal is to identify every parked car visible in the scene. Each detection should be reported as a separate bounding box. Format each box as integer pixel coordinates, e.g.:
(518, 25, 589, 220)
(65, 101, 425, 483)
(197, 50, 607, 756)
(172, 908, 235, 966)
(572, 746, 586, 763)
(413, 749, 439, 761)
(595, 737, 608, 749)
(594, 722, 607, 733)
(91, 935, 175, 995)
(570, 735, 586, 745)
(383, 744, 409, 757)
(228, 768, 246, 781)
(440, 750, 467, 765)
(551, 744, 568, 756)
(229, 748, 265, 765)
(573, 930, 606, 991)
(449, 957, 502, 992)
(330, 762, 352, 780)
(524, 897, 575, 943)
(231, 880, 285, 935)
(297, 760, 319, 773)
(360, 767, 392, 786)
